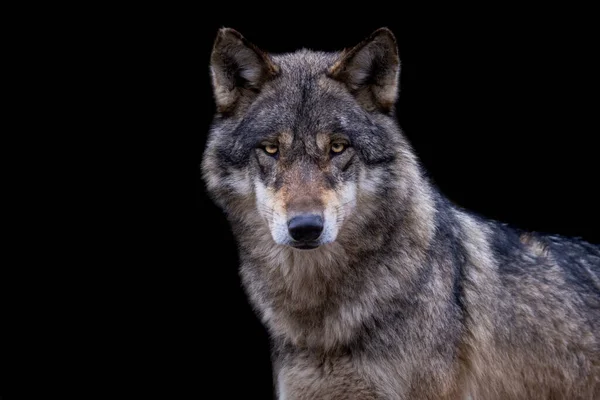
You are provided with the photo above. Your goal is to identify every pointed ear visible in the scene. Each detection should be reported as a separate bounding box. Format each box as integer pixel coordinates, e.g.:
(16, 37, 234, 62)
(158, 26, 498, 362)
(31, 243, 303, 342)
(210, 28, 279, 113)
(328, 28, 400, 112)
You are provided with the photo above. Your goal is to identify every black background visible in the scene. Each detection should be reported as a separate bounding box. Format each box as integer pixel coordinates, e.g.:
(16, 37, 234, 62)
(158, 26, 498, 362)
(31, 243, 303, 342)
(194, 7, 598, 397)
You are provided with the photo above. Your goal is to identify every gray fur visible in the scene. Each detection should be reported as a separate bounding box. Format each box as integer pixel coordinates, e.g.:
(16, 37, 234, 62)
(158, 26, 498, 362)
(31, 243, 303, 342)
(202, 28, 600, 399)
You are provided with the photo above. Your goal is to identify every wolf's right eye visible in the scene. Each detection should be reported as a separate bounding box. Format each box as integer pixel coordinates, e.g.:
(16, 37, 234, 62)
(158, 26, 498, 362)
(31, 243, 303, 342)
(331, 143, 346, 154)
(264, 144, 279, 156)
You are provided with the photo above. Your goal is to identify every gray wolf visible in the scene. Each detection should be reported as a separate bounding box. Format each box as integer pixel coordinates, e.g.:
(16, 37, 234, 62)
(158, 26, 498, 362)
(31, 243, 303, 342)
(201, 27, 600, 399)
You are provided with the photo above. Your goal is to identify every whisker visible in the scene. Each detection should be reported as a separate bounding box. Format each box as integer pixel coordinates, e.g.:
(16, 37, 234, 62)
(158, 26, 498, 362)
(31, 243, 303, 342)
(260, 211, 275, 218)
(258, 205, 276, 218)
(336, 199, 355, 209)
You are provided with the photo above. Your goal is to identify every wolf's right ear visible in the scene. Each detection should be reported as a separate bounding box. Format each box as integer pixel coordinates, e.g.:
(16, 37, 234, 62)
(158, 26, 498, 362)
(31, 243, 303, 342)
(328, 28, 400, 112)
(210, 28, 279, 113)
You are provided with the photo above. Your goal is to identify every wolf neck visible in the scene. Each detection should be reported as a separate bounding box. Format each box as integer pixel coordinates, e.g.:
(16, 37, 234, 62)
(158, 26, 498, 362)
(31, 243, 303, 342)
(235, 160, 444, 349)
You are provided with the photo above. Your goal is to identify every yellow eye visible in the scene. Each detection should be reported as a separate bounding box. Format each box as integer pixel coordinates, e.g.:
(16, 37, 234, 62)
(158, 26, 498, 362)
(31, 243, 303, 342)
(331, 143, 346, 154)
(264, 144, 278, 155)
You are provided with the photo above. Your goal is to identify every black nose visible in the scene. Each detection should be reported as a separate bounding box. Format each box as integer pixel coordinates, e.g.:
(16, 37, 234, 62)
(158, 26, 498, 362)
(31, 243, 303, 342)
(288, 215, 324, 242)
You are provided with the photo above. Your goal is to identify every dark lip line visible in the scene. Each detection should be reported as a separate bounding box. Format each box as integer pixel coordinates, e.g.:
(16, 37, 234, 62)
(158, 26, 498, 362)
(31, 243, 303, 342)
(290, 241, 320, 250)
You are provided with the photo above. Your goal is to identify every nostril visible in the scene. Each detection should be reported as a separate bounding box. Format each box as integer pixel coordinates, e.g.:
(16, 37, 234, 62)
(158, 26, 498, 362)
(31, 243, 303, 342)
(287, 215, 324, 242)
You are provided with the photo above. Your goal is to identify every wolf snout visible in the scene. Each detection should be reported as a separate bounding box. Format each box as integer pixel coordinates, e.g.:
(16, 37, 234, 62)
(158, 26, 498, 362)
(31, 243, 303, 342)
(287, 214, 324, 242)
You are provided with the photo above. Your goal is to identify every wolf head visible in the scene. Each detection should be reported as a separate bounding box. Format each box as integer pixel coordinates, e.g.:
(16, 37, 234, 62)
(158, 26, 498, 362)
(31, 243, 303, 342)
(203, 28, 427, 252)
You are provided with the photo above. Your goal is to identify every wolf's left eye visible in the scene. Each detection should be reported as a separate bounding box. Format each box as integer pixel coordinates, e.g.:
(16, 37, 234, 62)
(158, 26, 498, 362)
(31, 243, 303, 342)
(264, 144, 279, 155)
(331, 143, 346, 154)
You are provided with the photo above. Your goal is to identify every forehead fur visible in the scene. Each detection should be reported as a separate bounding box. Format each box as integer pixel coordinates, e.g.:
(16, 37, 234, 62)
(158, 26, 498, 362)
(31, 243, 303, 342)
(272, 50, 341, 81)
(251, 49, 357, 132)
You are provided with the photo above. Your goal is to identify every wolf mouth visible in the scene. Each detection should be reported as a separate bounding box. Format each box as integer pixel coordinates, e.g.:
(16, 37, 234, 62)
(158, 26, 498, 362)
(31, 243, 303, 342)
(290, 241, 320, 250)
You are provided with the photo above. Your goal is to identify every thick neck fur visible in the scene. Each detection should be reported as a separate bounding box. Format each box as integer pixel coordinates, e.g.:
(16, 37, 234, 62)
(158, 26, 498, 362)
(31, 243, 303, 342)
(230, 155, 446, 350)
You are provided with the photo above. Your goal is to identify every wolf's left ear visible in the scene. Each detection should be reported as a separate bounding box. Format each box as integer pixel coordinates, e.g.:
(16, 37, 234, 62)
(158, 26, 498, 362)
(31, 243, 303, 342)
(328, 28, 400, 112)
(210, 28, 279, 113)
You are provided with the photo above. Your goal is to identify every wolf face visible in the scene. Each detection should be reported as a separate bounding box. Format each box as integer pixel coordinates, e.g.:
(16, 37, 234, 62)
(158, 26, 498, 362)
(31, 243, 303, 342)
(203, 28, 414, 251)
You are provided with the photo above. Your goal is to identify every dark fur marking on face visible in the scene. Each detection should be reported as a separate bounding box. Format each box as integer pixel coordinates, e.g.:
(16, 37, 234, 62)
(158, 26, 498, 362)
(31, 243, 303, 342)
(215, 99, 285, 167)
(339, 152, 357, 172)
(254, 149, 273, 178)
